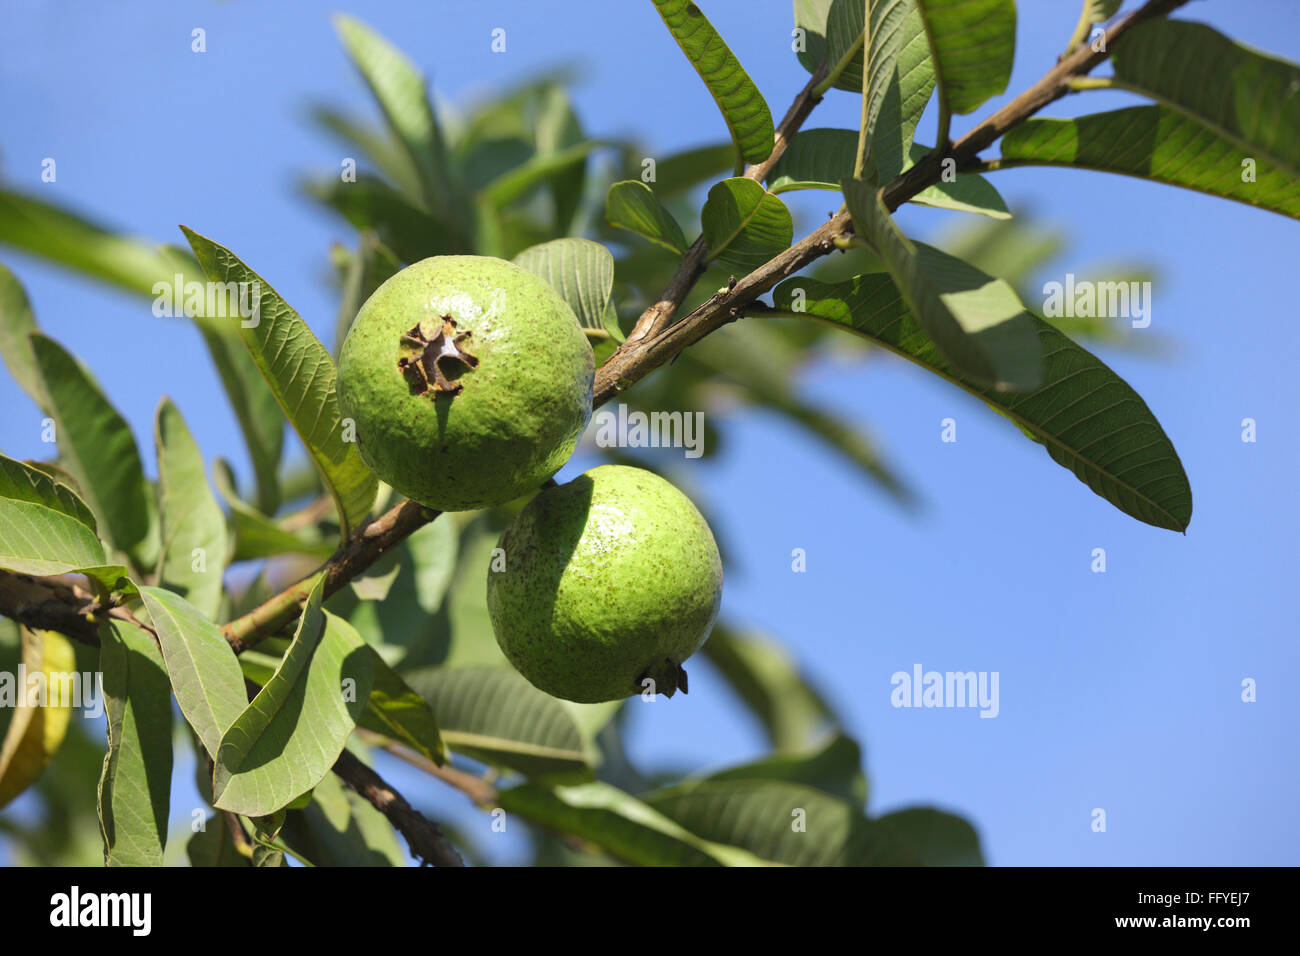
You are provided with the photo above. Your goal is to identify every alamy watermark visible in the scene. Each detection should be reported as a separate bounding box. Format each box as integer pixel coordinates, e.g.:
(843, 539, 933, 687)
(1042, 273, 1152, 328)
(152, 273, 261, 327)
(0, 665, 103, 718)
(890, 663, 999, 718)
(593, 404, 705, 459)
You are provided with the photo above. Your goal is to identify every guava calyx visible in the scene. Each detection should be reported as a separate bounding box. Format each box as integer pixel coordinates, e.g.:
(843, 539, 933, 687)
(397, 315, 479, 397)
(638, 658, 689, 698)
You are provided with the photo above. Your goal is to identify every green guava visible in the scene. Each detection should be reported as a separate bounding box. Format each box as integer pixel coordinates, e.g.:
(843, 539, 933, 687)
(336, 255, 594, 512)
(486, 464, 723, 703)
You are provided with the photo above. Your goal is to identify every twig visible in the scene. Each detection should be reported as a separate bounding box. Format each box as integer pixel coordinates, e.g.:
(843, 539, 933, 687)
(622, 62, 828, 348)
(363, 733, 498, 806)
(332, 748, 465, 867)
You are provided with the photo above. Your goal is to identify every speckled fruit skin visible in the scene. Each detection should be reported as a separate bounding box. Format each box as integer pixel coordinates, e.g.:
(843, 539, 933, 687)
(487, 464, 724, 703)
(336, 256, 594, 512)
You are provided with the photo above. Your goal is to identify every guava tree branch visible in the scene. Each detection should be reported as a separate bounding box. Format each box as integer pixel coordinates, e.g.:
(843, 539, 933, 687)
(332, 748, 465, 867)
(622, 61, 829, 347)
(0, 0, 1190, 657)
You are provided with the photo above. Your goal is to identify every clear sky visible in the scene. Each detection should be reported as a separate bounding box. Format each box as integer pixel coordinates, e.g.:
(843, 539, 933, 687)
(1, 0, 1296, 866)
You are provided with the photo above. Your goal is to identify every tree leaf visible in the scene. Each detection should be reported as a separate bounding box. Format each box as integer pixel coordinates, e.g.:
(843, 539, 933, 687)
(400, 665, 590, 778)
(97, 621, 173, 867)
(498, 781, 771, 866)
(213, 583, 374, 816)
(138, 585, 247, 759)
(513, 237, 614, 331)
(644, 778, 869, 865)
(793, 0, 833, 77)
(871, 806, 985, 865)
(212, 459, 334, 561)
(771, 274, 1193, 530)
(906, 143, 1010, 218)
(30, 333, 159, 570)
(651, 142, 736, 197)
(0, 262, 48, 410)
(651, 0, 775, 167)
(841, 178, 1041, 390)
(333, 233, 402, 357)
(154, 399, 225, 619)
(357, 650, 448, 766)
(703, 731, 869, 806)
(701, 624, 835, 751)
(0, 192, 283, 513)
(864, 0, 937, 181)
(307, 175, 460, 265)
(823, 0, 867, 93)
(1111, 19, 1300, 180)
(333, 14, 463, 228)
(481, 141, 604, 208)
(181, 227, 378, 541)
(769, 130, 1007, 218)
(0, 453, 97, 533)
(0, 496, 108, 577)
(187, 818, 249, 866)
(605, 181, 689, 254)
(917, 0, 1016, 116)
(701, 178, 793, 272)
(1000, 106, 1300, 221)
(0, 628, 75, 809)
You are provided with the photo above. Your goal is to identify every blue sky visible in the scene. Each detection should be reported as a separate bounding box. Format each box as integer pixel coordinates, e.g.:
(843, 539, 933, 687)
(1, 0, 1297, 865)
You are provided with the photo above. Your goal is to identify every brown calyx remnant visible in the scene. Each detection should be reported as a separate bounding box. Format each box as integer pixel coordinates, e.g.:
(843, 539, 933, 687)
(637, 658, 689, 698)
(397, 315, 479, 397)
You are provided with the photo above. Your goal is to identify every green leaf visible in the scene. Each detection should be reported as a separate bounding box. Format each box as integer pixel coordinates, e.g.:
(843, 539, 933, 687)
(1000, 106, 1300, 221)
(864, 0, 937, 181)
(906, 143, 1011, 219)
(0, 496, 107, 576)
(213, 583, 374, 816)
(605, 181, 689, 254)
(97, 621, 173, 866)
(700, 624, 834, 751)
(307, 175, 460, 264)
(187, 819, 249, 866)
(212, 459, 334, 561)
(841, 178, 1041, 390)
(871, 807, 985, 865)
(30, 333, 159, 569)
(333, 233, 402, 356)
(701, 178, 793, 272)
(0, 628, 75, 809)
(703, 731, 868, 806)
(651, 142, 737, 197)
(513, 237, 615, 331)
(644, 778, 869, 865)
(138, 586, 247, 758)
(481, 141, 604, 208)
(0, 453, 97, 532)
(793, 0, 833, 77)
(154, 399, 225, 619)
(401, 666, 590, 778)
(1111, 19, 1300, 180)
(0, 262, 48, 410)
(917, 0, 1017, 116)
(771, 274, 1193, 530)
(357, 650, 448, 766)
(339, 516, 457, 664)
(0, 190, 284, 515)
(769, 131, 1007, 218)
(823, 0, 867, 93)
(181, 227, 378, 541)
(498, 781, 771, 866)
(651, 0, 775, 167)
(310, 104, 423, 200)
(333, 15, 462, 227)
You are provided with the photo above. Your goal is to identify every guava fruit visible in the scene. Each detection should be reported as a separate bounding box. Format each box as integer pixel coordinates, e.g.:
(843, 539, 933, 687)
(336, 255, 594, 512)
(486, 464, 723, 703)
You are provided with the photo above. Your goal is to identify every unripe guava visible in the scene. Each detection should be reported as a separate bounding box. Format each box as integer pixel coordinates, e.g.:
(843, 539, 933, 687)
(336, 256, 594, 512)
(486, 464, 723, 703)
